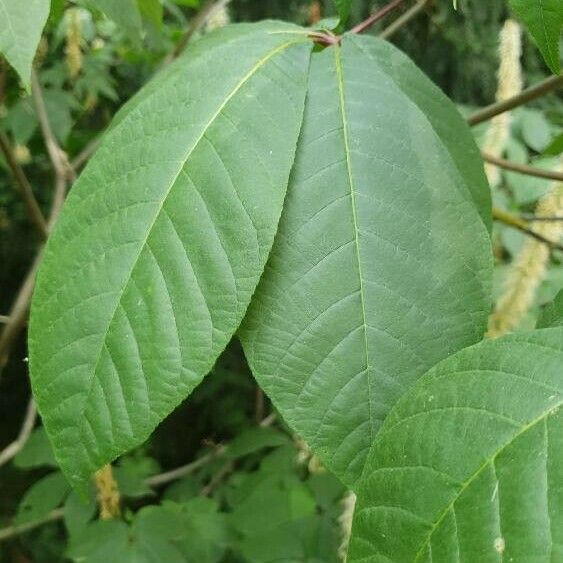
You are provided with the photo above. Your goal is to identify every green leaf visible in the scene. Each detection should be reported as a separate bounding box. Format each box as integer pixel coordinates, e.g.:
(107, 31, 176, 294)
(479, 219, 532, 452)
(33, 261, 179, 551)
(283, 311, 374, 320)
(0, 0, 50, 89)
(225, 427, 289, 459)
(16, 472, 70, 525)
(28, 23, 312, 488)
(14, 426, 58, 469)
(240, 35, 492, 487)
(543, 132, 563, 156)
(64, 489, 97, 538)
(349, 327, 563, 562)
(538, 289, 563, 328)
(508, 0, 563, 74)
(333, 0, 352, 26)
(79, 0, 143, 42)
(520, 108, 552, 153)
(137, 0, 163, 29)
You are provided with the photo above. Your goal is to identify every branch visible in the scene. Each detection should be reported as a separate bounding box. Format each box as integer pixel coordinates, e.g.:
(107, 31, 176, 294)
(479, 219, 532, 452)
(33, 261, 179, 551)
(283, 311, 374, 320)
(380, 0, 429, 39)
(0, 133, 48, 239)
(493, 207, 563, 252)
(0, 399, 37, 468)
(71, 136, 101, 171)
(482, 152, 563, 182)
(468, 75, 563, 126)
(521, 214, 563, 222)
(350, 0, 407, 35)
(161, 0, 233, 66)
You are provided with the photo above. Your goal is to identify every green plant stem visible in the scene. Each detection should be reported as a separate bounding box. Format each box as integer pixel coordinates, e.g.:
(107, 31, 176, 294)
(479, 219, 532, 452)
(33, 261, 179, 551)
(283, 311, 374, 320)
(492, 207, 563, 251)
(482, 152, 563, 182)
(380, 0, 429, 39)
(468, 75, 563, 126)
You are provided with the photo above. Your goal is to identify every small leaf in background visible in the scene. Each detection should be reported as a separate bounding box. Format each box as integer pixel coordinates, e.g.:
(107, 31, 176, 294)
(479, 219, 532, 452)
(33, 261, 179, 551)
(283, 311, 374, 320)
(14, 426, 58, 469)
(78, 0, 143, 43)
(113, 455, 159, 498)
(537, 288, 563, 328)
(225, 426, 289, 459)
(349, 327, 563, 562)
(505, 156, 559, 205)
(543, 132, 563, 156)
(66, 520, 130, 562)
(64, 489, 97, 538)
(333, 0, 352, 26)
(137, 0, 163, 29)
(0, 0, 50, 89)
(16, 472, 70, 525)
(508, 0, 563, 74)
(520, 108, 553, 152)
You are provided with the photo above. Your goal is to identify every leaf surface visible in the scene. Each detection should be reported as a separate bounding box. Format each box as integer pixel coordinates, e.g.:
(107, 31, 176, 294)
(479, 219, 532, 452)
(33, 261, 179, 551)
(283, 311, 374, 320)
(509, 0, 563, 74)
(349, 327, 563, 562)
(0, 0, 50, 88)
(240, 35, 493, 487)
(28, 23, 311, 487)
(538, 288, 563, 328)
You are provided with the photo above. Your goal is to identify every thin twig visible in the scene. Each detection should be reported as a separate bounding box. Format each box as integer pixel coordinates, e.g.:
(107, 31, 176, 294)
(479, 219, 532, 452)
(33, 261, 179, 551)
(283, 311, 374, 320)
(0, 133, 48, 239)
(350, 0, 407, 35)
(468, 75, 563, 126)
(0, 400, 37, 468)
(0, 507, 64, 542)
(161, 0, 233, 67)
(493, 207, 563, 251)
(71, 137, 101, 171)
(482, 152, 563, 181)
(200, 460, 234, 496)
(521, 215, 563, 222)
(380, 0, 429, 39)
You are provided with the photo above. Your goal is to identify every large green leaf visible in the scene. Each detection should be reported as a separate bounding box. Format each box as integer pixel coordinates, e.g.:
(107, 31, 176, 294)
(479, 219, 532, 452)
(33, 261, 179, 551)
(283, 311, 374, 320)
(509, 0, 563, 74)
(240, 35, 493, 488)
(0, 0, 50, 89)
(538, 288, 563, 328)
(28, 22, 312, 488)
(349, 327, 563, 562)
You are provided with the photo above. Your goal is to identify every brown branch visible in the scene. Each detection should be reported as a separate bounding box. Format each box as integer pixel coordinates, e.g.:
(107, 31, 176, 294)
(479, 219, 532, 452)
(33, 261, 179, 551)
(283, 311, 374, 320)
(0, 507, 64, 542)
(521, 214, 563, 222)
(380, 0, 429, 39)
(161, 0, 233, 67)
(493, 207, 563, 252)
(0, 399, 37, 468)
(350, 0, 407, 35)
(0, 133, 48, 239)
(482, 152, 563, 182)
(468, 75, 563, 126)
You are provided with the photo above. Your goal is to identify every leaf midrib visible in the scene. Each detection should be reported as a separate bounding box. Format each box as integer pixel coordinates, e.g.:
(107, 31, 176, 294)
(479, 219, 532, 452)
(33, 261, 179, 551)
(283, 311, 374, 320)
(76, 38, 305, 450)
(412, 399, 562, 562)
(333, 44, 375, 444)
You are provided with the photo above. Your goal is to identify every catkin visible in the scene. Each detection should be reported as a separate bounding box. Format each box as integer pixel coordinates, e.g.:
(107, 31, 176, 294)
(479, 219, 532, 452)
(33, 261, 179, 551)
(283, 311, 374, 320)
(65, 8, 83, 80)
(94, 464, 121, 520)
(482, 20, 522, 186)
(205, 5, 230, 33)
(488, 161, 563, 337)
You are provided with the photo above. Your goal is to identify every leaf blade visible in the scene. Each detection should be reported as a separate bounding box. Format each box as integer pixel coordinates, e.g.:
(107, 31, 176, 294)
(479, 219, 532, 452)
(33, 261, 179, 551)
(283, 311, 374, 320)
(508, 0, 563, 74)
(0, 0, 50, 88)
(29, 23, 311, 488)
(349, 328, 563, 562)
(240, 36, 493, 487)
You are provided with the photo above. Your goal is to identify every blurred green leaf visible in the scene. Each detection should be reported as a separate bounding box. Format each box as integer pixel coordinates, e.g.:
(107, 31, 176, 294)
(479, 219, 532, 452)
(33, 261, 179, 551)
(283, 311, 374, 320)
(225, 427, 289, 459)
(64, 489, 97, 538)
(520, 109, 552, 152)
(137, 0, 163, 29)
(0, 0, 50, 89)
(16, 472, 70, 525)
(14, 426, 58, 469)
(543, 133, 563, 156)
(333, 0, 352, 26)
(538, 288, 563, 328)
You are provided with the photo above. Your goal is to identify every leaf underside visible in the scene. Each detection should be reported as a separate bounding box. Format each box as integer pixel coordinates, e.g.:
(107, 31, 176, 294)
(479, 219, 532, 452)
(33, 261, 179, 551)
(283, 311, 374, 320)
(240, 34, 493, 488)
(349, 327, 563, 563)
(0, 0, 50, 88)
(28, 22, 312, 487)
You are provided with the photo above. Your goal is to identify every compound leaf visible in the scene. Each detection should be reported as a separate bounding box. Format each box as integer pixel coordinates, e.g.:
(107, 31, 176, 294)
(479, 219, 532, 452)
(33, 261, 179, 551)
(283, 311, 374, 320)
(0, 0, 50, 89)
(240, 35, 492, 487)
(28, 22, 311, 488)
(349, 327, 563, 562)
